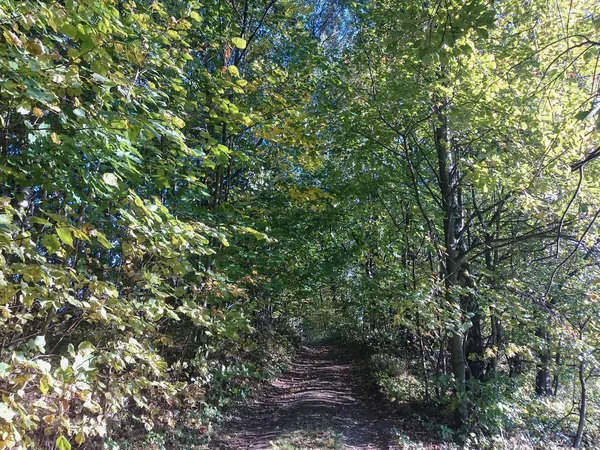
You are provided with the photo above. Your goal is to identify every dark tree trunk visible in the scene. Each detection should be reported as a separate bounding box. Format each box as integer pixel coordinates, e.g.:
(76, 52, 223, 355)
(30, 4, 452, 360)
(552, 348, 560, 396)
(509, 354, 524, 378)
(466, 309, 484, 381)
(535, 330, 552, 396)
(487, 313, 502, 378)
(535, 358, 552, 396)
(535, 366, 552, 396)
(434, 105, 468, 422)
(463, 270, 484, 382)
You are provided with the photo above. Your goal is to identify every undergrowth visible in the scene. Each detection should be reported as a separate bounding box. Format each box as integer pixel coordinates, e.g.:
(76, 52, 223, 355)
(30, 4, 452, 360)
(106, 324, 299, 450)
(368, 351, 599, 449)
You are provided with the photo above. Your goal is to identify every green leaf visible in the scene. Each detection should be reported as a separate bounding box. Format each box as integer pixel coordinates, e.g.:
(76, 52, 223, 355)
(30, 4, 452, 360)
(43, 234, 62, 254)
(231, 37, 247, 49)
(575, 110, 591, 120)
(0, 214, 16, 232)
(56, 228, 74, 247)
(60, 23, 78, 39)
(30, 216, 52, 226)
(228, 65, 240, 77)
(56, 435, 72, 450)
(96, 232, 114, 249)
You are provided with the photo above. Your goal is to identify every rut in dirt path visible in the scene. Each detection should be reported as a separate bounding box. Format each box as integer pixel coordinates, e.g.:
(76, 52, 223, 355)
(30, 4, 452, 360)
(214, 345, 429, 450)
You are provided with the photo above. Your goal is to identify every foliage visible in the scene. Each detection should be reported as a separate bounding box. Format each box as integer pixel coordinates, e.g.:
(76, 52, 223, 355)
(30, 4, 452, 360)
(0, 0, 314, 447)
(370, 354, 426, 403)
(1, 0, 600, 448)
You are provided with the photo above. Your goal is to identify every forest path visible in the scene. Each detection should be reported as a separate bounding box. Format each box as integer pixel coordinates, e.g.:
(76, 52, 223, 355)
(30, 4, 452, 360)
(212, 345, 435, 450)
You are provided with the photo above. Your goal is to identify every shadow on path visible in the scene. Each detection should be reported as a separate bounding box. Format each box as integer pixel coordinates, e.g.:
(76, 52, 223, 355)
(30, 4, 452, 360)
(213, 345, 435, 450)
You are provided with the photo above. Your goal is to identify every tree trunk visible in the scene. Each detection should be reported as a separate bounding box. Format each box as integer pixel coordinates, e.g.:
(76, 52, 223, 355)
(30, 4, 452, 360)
(509, 354, 523, 378)
(573, 358, 586, 448)
(552, 348, 560, 396)
(434, 104, 468, 422)
(535, 329, 552, 396)
(463, 269, 484, 382)
(535, 364, 552, 396)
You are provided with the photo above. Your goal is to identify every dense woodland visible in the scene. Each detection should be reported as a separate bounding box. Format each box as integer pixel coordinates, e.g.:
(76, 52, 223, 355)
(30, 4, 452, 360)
(1, 0, 600, 448)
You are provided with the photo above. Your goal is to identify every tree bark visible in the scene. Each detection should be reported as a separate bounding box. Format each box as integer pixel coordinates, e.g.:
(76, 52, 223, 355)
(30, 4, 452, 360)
(434, 104, 468, 422)
(535, 329, 552, 396)
(552, 347, 560, 396)
(463, 268, 484, 382)
(573, 358, 586, 448)
(488, 313, 502, 378)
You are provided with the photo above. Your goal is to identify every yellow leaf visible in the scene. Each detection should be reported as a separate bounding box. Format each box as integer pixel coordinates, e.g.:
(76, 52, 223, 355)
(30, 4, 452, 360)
(227, 65, 240, 77)
(0, 439, 16, 450)
(50, 132, 61, 144)
(55, 435, 71, 450)
(231, 37, 246, 49)
(32, 107, 44, 118)
(39, 375, 51, 394)
(172, 116, 185, 128)
(0, 307, 11, 319)
(75, 431, 85, 445)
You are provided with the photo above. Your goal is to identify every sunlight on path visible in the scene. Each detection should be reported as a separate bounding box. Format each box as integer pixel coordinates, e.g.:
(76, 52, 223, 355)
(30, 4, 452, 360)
(213, 346, 403, 449)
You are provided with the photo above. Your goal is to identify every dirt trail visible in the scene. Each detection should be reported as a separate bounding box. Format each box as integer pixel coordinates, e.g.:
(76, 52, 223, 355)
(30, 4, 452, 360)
(213, 345, 433, 450)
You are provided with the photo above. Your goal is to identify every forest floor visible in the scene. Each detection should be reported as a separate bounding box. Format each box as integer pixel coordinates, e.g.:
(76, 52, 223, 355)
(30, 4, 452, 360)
(211, 345, 441, 450)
